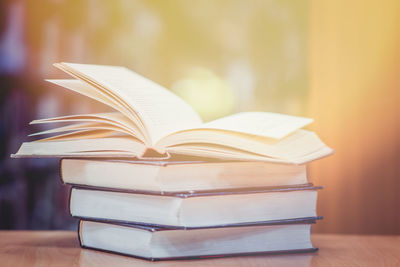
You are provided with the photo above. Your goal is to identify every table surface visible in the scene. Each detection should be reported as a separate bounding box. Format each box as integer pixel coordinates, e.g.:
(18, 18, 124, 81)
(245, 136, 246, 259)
(1, 231, 400, 266)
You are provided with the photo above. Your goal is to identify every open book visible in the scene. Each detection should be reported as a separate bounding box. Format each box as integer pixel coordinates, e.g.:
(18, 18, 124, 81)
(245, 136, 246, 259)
(12, 63, 332, 164)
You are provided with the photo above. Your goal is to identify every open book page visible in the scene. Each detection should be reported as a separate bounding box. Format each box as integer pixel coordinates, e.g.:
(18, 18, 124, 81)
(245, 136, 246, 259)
(12, 137, 147, 158)
(47, 79, 126, 116)
(167, 143, 332, 164)
(30, 112, 143, 140)
(46, 79, 147, 136)
(156, 112, 314, 150)
(166, 144, 290, 163)
(158, 129, 331, 164)
(199, 112, 313, 139)
(166, 130, 332, 164)
(29, 122, 134, 139)
(36, 129, 119, 141)
(58, 63, 202, 145)
(30, 122, 100, 136)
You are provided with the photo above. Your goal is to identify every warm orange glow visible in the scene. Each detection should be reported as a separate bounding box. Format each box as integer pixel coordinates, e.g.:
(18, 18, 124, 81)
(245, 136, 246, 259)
(309, 0, 400, 234)
(1, 0, 399, 233)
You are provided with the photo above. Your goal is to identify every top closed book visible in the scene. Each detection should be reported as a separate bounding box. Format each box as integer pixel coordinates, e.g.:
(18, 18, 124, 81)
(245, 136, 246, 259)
(12, 63, 333, 164)
(61, 159, 309, 193)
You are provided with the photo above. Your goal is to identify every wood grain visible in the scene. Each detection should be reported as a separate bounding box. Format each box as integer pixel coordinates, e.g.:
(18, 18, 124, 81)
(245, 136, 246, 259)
(0, 231, 399, 266)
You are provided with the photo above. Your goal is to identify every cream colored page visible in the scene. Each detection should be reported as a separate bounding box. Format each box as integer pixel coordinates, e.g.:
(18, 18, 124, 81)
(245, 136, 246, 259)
(200, 112, 313, 139)
(165, 130, 333, 164)
(12, 137, 146, 158)
(30, 122, 96, 136)
(47, 79, 119, 110)
(166, 145, 285, 163)
(30, 112, 142, 139)
(159, 128, 320, 158)
(37, 129, 118, 141)
(61, 63, 202, 144)
(46, 79, 143, 129)
(29, 122, 135, 138)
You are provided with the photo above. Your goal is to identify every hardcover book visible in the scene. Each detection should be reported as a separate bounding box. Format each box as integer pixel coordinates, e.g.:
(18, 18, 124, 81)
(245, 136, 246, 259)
(12, 63, 333, 164)
(78, 218, 319, 260)
(61, 158, 309, 193)
(70, 185, 320, 228)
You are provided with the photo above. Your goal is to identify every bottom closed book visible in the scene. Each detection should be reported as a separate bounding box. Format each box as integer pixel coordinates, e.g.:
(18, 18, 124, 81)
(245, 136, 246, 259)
(78, 219, 318, 261)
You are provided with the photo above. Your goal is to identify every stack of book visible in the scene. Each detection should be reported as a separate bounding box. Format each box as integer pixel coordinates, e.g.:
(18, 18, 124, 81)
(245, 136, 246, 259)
(13, 63, 333, 260)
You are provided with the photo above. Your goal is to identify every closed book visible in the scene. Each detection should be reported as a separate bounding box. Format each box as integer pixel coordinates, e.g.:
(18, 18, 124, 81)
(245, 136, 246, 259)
(78, 218, 319, 261)
(70, 185, 320, 228)
(61, 158, 308, 193)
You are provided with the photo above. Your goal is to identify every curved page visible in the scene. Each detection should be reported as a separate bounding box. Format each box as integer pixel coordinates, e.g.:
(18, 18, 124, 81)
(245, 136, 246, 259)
(57, 63, 202, 144)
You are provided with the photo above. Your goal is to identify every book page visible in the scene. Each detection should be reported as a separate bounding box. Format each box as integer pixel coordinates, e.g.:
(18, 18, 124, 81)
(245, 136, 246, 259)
(29, 122, 136, 139)
(58, 63, 203, 144)
(47, 79, 124, 114)
(156, 112, 314, 155)
(46, 79, 145, 133)
(30, 112, 143, 140)
(36, 129, 119, 141)
(12, 137, 147, 158)
(164, 130, 333, 164)
(201, 112, 313, 139)
(159, 128, 320, 159)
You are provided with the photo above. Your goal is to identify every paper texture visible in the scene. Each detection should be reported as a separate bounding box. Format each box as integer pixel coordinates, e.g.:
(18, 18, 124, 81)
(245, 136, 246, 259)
(202, 112, 313, 139)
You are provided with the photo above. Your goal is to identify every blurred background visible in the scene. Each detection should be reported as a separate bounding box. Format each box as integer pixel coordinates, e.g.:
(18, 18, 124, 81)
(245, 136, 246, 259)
(0, 0, 399, 233)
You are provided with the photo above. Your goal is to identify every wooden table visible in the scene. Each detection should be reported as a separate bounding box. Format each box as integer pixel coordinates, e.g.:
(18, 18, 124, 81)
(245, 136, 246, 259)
(1, 231, 399, 266)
